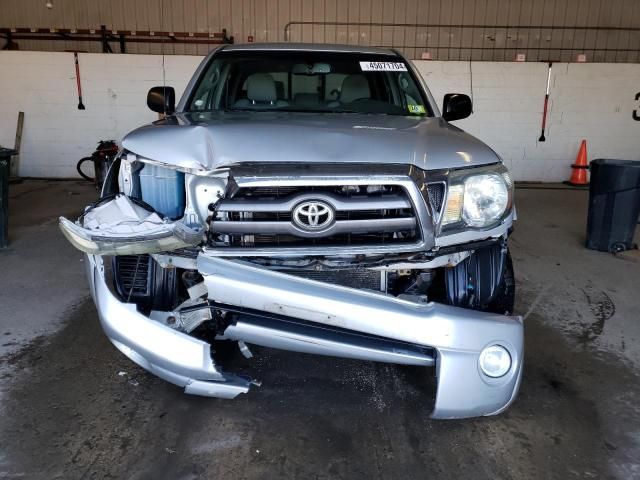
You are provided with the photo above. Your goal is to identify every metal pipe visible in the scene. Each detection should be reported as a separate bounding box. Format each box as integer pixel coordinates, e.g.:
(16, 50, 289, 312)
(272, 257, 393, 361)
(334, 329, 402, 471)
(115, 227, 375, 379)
(0, 27, 234, 50)
(0, 27, 229, 38)
(283, 21, 640, 41)
(4, 35, 231, 45)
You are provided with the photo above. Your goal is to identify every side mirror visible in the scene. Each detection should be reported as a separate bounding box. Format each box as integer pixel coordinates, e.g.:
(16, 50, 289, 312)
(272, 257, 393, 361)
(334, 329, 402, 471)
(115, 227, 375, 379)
(147, 86, 176, 115)
(442, 93, 472, 122)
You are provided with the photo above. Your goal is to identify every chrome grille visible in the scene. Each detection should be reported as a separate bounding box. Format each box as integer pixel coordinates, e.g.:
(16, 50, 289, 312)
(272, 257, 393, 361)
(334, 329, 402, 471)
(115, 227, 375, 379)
(426, 182, 446, 215)
(210, 184, 420, 248)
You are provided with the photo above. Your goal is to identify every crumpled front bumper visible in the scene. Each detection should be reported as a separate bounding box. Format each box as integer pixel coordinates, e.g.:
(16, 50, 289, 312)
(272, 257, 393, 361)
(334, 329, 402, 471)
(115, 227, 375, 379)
(86, 252, 524, 419)
(85, 254, 251, 398)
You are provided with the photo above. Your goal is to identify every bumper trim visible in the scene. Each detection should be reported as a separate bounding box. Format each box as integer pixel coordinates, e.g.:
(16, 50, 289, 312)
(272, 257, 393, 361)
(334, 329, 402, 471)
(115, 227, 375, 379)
(221, 306, 436, 366)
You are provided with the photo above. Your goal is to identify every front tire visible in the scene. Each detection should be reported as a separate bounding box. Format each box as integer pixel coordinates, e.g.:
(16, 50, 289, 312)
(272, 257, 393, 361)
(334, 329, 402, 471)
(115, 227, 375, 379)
(487, 249, 515, 315)
(443, 243, 515, 315)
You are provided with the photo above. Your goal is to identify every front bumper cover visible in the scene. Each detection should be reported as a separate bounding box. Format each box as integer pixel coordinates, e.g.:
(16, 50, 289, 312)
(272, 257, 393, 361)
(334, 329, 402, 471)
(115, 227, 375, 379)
(198, 255, 524, 419)
(86, 252, 523, 419)
(86, 255, 251, 398)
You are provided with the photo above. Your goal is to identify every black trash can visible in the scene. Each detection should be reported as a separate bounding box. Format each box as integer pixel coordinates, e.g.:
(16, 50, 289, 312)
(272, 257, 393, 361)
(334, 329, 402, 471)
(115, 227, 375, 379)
(586, 159, 640, 253)
(0, 148, 18, 248)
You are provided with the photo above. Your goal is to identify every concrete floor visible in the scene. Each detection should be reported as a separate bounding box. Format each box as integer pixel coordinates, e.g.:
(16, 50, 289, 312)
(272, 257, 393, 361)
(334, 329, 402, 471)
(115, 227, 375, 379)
(1, 180, 639, 479)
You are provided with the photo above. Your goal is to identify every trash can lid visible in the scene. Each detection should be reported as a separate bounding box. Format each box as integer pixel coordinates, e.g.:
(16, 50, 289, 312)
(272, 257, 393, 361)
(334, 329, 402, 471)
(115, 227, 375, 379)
(589, 159, 640, 193)
(590, 159, 640, 168)
(0, 148, 18, 159)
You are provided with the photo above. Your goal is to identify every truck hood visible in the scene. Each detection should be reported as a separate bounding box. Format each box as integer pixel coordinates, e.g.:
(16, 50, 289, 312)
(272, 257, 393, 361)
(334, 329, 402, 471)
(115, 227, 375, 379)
(122, 112, 500, 172)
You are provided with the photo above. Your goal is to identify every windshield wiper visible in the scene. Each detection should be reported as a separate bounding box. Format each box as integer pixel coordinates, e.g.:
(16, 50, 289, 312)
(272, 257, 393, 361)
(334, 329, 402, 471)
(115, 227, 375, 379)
(273, 108, 332, 114)
(219, 107, 402, 116)
(279, 108, 391, 115)
(333, 110, 400, 116)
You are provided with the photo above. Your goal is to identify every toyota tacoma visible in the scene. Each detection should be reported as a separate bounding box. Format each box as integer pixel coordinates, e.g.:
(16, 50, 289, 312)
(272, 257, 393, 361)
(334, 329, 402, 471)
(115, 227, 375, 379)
(60, 43, 522, 419)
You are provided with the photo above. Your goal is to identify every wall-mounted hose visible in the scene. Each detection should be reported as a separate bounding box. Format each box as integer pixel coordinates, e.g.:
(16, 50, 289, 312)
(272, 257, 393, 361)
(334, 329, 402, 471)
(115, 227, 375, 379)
(76, 156, 95, 182)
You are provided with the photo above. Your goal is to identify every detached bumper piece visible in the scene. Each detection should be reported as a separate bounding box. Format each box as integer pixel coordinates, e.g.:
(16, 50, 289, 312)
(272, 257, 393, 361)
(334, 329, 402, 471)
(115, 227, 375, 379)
(86, 254, 250, 398)
(59, 195, 202, 256)
(197, 256, 524, 419)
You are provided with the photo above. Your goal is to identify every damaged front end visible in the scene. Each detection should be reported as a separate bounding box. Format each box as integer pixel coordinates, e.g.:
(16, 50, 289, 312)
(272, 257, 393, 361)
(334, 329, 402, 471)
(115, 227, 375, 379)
(60, 153, 523, 419)
(59, 195, 203, 256)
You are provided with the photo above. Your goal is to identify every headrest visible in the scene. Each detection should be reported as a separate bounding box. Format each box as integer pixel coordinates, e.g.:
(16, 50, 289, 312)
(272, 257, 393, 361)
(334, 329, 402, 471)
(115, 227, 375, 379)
(247, 73, 277, 102)
(340, 75, 371, 103)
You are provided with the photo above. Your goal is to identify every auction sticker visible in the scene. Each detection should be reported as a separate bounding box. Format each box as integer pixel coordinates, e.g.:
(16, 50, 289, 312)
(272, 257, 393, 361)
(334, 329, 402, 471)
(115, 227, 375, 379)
(359, 61, 407, 71)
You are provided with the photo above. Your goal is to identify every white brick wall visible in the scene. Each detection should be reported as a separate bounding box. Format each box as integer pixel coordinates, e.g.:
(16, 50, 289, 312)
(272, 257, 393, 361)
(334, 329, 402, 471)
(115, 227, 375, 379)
(414, 61, 640, 181)
(0, 51, 201, 177)
(1, 51, 639, 180)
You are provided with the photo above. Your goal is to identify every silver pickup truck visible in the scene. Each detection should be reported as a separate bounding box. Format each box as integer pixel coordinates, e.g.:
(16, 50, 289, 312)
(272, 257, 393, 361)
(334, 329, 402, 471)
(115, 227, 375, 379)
(60, 43, 522, 419)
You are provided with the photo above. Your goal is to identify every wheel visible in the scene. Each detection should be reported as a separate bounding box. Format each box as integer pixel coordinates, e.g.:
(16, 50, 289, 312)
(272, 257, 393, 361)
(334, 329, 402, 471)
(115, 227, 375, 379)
(444, 244, 515, 315)
(486, 248, 515, 315)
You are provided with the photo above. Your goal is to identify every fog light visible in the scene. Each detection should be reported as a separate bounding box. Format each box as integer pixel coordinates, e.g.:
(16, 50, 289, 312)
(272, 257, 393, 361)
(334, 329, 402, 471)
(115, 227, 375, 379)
(479, 345, 511, 378)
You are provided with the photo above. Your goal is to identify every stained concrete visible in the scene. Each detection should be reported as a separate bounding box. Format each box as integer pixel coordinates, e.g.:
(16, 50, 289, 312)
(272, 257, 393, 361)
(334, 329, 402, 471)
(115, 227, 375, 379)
(0, 180, 96, 361)
(1, 180, 639, 479)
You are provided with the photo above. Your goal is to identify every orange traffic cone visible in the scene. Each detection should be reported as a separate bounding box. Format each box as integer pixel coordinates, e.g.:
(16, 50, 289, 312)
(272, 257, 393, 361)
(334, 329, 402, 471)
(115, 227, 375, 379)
(566, 139, 589, 186)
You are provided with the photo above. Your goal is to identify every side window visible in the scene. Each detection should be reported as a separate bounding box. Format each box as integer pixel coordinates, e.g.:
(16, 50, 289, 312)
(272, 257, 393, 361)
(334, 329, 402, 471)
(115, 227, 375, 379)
(398, 72, 425, 114)
(190, 63, 222, 110)
(191, 92, 208, 111)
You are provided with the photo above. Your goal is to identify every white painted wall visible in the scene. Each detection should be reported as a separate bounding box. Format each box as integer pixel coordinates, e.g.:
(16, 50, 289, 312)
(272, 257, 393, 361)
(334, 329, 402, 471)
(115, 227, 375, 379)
(415, 61, 640, 181)
(0, 51, 201, 177)
(1, 51, 639, 180)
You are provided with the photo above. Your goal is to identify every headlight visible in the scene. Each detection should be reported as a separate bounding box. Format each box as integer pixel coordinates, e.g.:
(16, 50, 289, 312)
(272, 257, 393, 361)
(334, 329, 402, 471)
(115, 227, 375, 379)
(463, 174, 509, 227)
(479, 344, 512, 378)
(440, 164, 513, 230)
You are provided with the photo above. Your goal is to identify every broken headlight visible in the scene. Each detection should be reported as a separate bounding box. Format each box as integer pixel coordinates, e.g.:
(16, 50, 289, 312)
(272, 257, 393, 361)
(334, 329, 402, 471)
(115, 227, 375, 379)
(119, 152, 227, 228)
(440, 163, 513, 232)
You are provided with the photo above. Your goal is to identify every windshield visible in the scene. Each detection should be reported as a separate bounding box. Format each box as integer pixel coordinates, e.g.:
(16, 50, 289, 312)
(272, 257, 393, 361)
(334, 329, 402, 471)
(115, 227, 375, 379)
(185, 50, 432, 116)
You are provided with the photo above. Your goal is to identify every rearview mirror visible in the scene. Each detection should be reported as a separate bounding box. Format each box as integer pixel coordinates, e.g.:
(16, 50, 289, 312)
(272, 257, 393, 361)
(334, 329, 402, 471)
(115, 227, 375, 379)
(147, 86, 176, 115)
(292, 63, 332, 75)
(442, 93, 472, 122)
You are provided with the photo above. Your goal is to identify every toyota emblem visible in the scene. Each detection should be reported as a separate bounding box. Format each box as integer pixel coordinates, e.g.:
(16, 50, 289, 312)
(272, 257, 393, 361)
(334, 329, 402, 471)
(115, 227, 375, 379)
(292, 200, 335, 231)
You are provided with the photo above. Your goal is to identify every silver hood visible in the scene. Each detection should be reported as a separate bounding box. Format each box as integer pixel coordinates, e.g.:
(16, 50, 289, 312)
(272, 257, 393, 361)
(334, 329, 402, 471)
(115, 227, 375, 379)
(122, 112, 500, 172)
